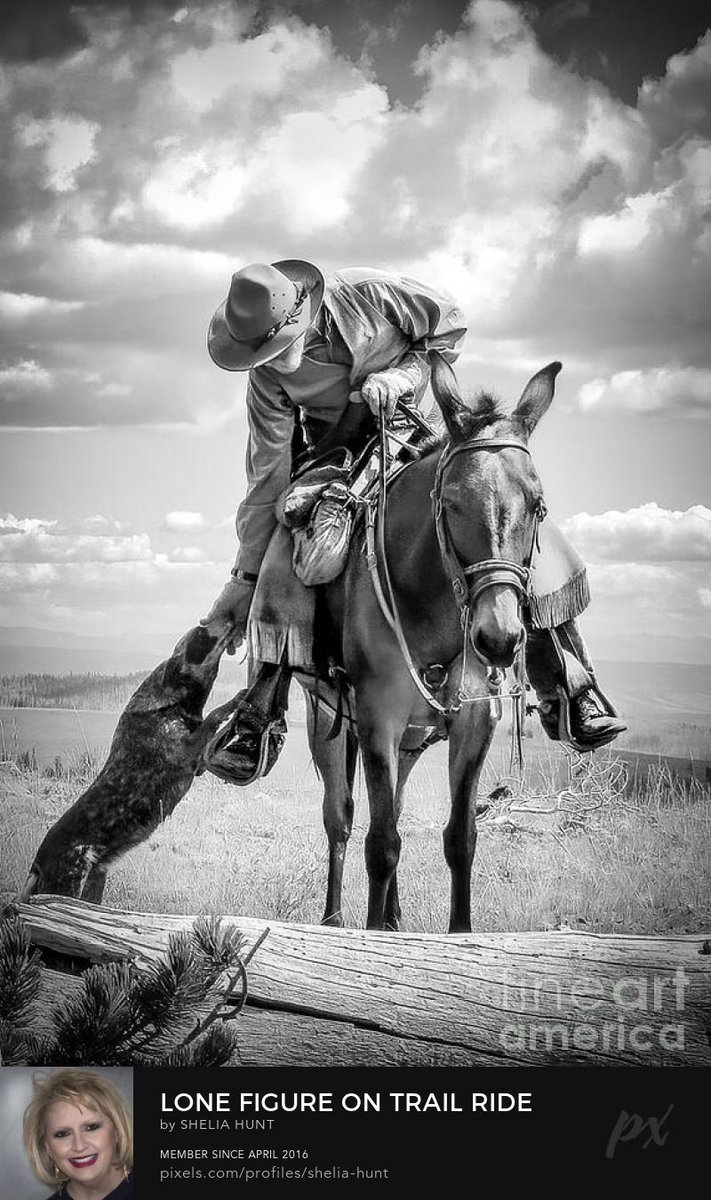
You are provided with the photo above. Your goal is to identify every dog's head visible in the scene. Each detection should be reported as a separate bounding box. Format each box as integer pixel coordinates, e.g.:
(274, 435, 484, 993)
(125, 620, 234, 717)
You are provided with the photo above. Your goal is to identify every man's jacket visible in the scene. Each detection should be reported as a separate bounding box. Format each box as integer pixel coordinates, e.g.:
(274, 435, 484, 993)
(234, 268, 467, 575)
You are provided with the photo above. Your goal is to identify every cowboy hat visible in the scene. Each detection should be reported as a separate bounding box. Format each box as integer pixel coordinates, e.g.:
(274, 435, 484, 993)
(207, 259, 325, 371)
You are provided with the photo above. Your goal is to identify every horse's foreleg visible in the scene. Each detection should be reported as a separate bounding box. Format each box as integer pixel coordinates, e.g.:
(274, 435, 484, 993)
(307, 702, 359, 927)
(445, 703, 497, 933)
(382, 747, 426, 930)
(357, 686, 411, 931)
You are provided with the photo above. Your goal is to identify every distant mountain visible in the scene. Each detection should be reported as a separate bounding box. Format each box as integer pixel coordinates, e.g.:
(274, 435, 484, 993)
(587, 633, 711, 666)
(595, 660, 711, 722)
(0, 647, 160, 675)
(0, 629, 709, 723)
(0, 627, 177, 675)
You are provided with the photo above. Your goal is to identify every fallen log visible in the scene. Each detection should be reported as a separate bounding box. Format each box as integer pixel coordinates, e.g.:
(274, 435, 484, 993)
(16, 896, 711, 1067)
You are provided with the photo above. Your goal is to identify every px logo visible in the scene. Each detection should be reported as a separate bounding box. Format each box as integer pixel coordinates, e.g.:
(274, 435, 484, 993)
(606, 1106, 673, 1159)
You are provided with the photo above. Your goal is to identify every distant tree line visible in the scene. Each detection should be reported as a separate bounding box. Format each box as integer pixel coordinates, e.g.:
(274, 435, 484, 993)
(0, 672, 149, 711)
(0, 670, 304, 719)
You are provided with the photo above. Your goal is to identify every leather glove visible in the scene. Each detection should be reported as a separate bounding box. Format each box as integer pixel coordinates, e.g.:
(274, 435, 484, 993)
(358, 366, 418, 420)
(200, 576, 255, 655)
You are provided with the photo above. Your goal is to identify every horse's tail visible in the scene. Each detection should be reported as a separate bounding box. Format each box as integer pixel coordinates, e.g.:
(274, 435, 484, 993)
(428, 350, 470, 436)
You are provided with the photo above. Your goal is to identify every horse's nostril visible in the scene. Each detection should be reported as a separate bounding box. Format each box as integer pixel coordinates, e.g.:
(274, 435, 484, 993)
(474, 629, 518, 668)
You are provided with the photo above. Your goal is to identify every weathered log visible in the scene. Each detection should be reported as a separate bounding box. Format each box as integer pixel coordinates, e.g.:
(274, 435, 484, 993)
(16, 896, 711, 1067)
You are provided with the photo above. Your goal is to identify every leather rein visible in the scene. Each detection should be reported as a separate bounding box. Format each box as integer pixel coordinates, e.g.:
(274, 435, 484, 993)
(365, 410, 547, 728)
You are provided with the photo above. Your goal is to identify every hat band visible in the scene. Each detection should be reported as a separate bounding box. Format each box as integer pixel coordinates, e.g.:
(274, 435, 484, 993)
(226, 286, 309, 351)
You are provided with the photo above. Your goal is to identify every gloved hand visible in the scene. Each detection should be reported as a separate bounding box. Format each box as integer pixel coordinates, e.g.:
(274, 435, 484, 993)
(357, 367, 415, 420)
(200, 576, 255, 655)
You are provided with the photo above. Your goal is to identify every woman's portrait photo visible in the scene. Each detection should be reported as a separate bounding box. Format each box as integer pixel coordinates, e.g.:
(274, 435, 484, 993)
(0, 1068, 133, 1200)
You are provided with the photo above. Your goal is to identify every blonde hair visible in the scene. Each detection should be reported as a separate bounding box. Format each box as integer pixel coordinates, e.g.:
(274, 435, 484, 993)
(22, 1069, 133, 1186)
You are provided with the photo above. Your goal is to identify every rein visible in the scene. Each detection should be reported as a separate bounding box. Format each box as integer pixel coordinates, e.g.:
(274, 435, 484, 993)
(364, 408, 547, 762)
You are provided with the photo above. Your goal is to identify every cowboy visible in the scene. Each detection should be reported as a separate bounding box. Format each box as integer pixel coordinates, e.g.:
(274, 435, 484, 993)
(202, 260, 625, 781)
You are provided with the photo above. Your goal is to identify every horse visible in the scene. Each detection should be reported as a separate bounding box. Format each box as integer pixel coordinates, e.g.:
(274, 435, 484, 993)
(17, 357, 558, 934)
(301, 354, 559, 933)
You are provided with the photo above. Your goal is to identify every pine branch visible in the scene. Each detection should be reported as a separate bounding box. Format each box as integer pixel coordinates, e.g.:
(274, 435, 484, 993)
(0, 915, 261, 1067)
(0, 914, 44, 1064)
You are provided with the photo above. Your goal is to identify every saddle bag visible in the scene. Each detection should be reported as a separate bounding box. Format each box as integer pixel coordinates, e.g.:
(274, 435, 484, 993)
(291, 482, 356, 586)
(276, 458, 352, 530)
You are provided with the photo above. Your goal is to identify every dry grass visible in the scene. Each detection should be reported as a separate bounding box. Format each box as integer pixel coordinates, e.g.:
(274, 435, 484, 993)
(2, 737, 710, 936)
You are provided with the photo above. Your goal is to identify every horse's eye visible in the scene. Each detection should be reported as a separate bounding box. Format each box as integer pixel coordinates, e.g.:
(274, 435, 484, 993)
(533, 497, 547, 519)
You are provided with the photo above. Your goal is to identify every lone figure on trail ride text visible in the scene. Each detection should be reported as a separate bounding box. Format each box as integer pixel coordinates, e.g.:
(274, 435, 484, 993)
(200, 260, 626, 783)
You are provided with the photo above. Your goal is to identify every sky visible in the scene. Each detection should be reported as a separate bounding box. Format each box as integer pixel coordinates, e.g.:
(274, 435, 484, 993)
(0, 0, 710, 662)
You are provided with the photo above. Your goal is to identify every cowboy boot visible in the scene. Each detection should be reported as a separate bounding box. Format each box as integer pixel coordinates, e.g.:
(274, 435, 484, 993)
(201, 657, 290, 785)
(526, 622, 626, 752)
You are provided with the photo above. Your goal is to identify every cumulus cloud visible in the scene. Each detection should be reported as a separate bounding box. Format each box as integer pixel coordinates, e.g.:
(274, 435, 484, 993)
(638, 31, 711, 146)
(0, 0, 707, 438)
(0, 291, 84, 321)
(0, 514, 130, 536)
(0, 512, 160, 567)
(18, 115, 99, 191)
(0, 506, 233, 637)
(575, 366, 711, 416)
(581, 560, 711, 646)
(562, 503, 711, 562)
(0, 557, 230, 640)
(557, 504, 711, 645)
(168, 546, 206, 562)
(0, 361, 54, 396)
(0, 513, 153, 563)
(162, 511, 208, 534)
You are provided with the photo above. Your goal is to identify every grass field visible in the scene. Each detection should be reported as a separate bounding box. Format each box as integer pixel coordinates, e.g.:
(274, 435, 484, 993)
(2, 727, 710, 936)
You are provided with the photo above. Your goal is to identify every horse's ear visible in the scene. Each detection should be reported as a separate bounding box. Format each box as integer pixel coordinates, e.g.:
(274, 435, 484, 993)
(428, 352, 471, 440)
(513, 361, 562, 438)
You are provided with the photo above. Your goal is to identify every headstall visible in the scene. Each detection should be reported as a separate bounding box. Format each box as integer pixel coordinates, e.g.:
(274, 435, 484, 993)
(365, 413, 547, 747)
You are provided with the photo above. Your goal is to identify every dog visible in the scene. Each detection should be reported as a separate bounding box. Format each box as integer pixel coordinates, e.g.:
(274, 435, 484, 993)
(17, 620, 240, 904)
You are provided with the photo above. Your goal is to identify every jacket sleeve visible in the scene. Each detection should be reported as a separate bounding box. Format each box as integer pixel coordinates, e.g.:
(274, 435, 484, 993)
(355, 273, 467, 362)
(234, 369, 295, 575)
(351, 272, 467, 399)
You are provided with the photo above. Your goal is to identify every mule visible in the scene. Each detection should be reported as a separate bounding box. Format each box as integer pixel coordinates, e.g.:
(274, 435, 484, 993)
(17, 358, 559, 934)
(303, 354, 560, 933)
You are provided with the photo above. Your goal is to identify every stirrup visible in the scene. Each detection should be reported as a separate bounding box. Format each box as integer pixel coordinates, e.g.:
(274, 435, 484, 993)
(201, 694, 287, 786)
(552, 684, 624, 754)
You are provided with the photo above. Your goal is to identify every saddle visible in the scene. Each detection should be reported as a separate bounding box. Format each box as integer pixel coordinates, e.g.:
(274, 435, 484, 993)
(275, 408, 431, 588)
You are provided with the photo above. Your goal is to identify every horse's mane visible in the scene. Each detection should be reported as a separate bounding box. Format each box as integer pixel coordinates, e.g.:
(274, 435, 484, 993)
(398, 391, 505, 461)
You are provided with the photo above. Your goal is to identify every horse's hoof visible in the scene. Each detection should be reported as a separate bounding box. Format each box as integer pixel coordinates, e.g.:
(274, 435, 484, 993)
(321, 911, 345, 928)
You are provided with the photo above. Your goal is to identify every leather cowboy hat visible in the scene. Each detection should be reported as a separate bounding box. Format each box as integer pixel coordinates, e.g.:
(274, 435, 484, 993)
(208, 259, 325, 371)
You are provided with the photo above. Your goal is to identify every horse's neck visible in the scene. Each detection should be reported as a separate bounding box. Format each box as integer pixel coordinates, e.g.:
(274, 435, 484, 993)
(386, 451, 444, 580)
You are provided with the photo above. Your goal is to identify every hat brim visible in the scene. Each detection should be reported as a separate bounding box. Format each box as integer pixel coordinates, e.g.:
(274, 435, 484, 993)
(207, 259, 325, 372)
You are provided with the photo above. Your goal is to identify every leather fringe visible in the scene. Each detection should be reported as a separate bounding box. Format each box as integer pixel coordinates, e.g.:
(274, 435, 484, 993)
(528, 567, 590, 630)
(248, 621, 315, 669)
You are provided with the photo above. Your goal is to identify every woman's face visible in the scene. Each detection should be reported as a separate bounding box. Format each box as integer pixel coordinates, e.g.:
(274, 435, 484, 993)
(45, 1100, 119, 1191)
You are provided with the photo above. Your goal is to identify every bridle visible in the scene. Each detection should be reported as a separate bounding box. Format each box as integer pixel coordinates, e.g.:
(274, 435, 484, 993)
(365, 415, 548, 733)
(432, 435, 547, 633)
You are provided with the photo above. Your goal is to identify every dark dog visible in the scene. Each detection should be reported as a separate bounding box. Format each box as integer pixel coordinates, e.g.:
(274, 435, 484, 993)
(18, 620, 240, 904)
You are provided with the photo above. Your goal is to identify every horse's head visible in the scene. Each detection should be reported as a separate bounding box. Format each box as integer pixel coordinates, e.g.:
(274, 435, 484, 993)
(430, 355, 560, 668)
